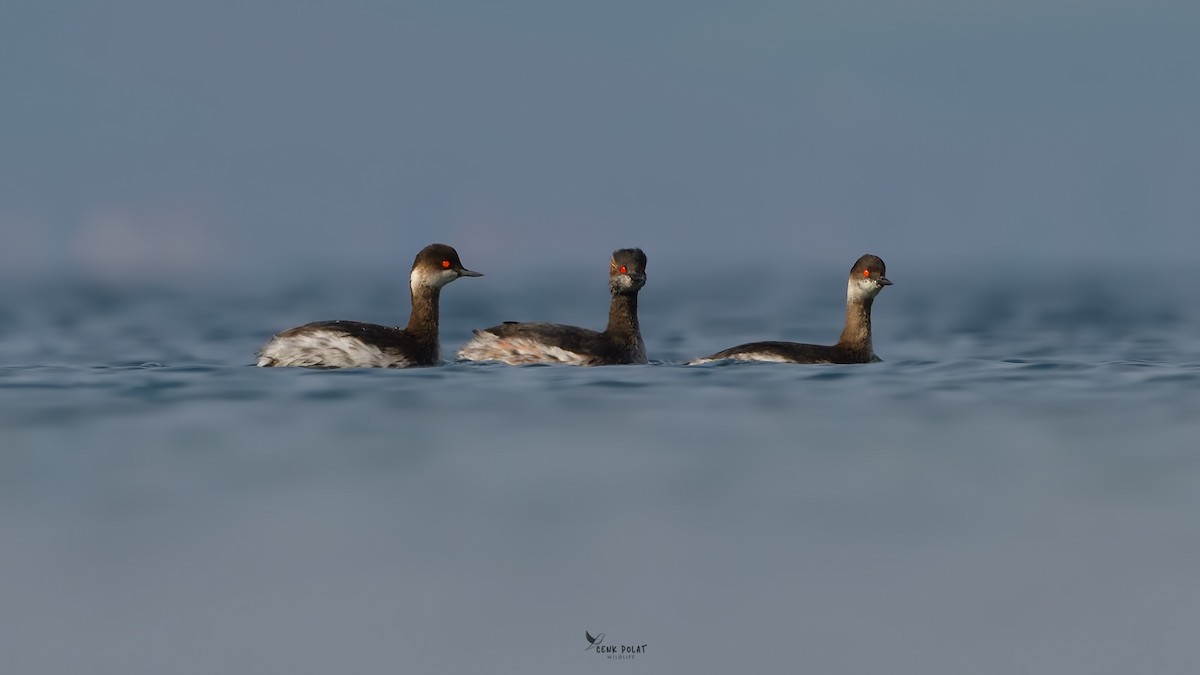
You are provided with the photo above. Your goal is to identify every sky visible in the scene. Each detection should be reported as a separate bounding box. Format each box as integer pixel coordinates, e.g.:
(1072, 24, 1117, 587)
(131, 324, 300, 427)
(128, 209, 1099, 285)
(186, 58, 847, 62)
(3, 0, 1197, 284)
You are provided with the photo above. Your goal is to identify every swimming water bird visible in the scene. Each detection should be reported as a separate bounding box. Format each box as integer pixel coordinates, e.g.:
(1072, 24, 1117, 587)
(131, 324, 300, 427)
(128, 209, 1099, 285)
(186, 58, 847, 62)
(256, 243, 481, 368)
(457, 248, 648, 366)
(690, 254, 892, 365)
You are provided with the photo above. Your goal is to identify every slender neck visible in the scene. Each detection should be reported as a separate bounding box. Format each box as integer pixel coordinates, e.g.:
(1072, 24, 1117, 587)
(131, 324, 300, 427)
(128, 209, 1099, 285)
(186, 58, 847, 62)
(605, 291, 641, 343)
(405, 284, 442, 338)
(837, 295, 874, 354)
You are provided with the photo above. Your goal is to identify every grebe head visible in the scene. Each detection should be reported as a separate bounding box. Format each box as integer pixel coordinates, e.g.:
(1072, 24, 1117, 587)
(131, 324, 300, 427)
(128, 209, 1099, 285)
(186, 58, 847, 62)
(410, 243, 483, 290)
(847, 254, 892, 302)
(609, 248, 648, 295)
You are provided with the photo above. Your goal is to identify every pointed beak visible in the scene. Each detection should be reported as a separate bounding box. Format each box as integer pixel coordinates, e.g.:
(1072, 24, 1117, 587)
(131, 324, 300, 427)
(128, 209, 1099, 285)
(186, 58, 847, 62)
(457, 268, 483, 278)
(877, 276, 893, 286)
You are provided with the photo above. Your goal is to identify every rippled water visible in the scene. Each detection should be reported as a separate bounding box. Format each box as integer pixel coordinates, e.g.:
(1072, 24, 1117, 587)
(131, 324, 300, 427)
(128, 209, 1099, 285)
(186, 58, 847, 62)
(3, 265, 1199, 674)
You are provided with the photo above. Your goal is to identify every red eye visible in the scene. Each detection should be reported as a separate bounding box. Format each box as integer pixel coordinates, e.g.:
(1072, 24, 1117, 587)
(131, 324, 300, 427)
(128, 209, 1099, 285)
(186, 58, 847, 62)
(620, 265, 628, 274)
(442, 260, 451, 269)
(862, 269, 870, 278)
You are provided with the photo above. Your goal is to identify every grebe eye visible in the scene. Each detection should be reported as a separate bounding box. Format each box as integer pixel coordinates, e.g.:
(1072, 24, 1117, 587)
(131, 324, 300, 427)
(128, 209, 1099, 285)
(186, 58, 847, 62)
(862, 269, 870, 278)
(620, 265, 628, 274)
(442, 260, 451, 269)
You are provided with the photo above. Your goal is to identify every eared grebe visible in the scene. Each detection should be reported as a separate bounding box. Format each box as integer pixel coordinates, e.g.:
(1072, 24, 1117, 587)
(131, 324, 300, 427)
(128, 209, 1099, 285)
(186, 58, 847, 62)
(457, 248, 648, 366)
(256, 243, 481, 368)
(690, 254, 892, 365)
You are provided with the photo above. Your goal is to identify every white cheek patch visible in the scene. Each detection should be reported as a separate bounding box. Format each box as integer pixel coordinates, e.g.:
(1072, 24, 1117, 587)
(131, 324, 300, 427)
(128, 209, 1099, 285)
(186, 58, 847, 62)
(258, 330, 413, 368)
(846, 276, 879, 302)
(610, 272, 648, 293)
(457, 332, 592, 366)
(410, 267, 456, 290)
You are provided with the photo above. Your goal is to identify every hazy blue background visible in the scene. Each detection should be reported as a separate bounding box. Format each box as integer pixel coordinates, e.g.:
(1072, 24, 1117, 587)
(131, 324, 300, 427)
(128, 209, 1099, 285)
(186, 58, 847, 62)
(3, 0, 1197, 285)
(5, 5, 1200, 675)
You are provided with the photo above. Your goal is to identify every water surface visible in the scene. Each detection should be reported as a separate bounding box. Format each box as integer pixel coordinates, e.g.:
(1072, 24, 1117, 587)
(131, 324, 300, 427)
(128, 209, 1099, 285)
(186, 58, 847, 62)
(2, 266, 1198, 674)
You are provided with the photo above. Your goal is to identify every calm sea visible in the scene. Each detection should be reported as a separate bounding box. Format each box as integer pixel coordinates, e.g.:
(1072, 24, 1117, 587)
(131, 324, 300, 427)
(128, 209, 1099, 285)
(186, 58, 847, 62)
(3, 263, 1198, 674)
